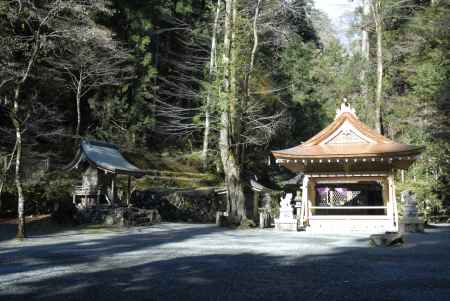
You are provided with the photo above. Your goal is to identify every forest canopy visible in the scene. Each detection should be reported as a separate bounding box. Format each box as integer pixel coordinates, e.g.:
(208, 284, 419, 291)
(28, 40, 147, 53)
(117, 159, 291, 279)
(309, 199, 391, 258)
(0, 0, 449, 234)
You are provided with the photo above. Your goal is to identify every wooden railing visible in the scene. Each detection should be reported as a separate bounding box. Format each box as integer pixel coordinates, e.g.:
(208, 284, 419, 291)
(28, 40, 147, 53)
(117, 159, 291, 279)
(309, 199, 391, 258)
(309, 206, 387, 210)
(73, 185, 105, 208)
(73, 185, 103, 196)
(309, 205, 388, 217)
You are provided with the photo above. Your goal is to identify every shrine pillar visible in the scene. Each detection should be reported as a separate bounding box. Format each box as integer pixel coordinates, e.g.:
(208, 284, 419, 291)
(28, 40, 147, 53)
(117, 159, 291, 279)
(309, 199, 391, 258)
(388, 174, 399, 231)
(300, 175, 310, 226)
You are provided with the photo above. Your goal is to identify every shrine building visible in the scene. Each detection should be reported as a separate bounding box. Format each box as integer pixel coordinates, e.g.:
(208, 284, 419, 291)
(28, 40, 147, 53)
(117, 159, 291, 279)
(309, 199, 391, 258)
(271, 100, 424, 232)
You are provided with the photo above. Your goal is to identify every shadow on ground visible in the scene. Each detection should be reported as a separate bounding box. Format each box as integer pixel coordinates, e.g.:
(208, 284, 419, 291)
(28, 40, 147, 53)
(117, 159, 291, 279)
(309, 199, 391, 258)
(0, 215, 76, 242)
(0, 224, 449, 301)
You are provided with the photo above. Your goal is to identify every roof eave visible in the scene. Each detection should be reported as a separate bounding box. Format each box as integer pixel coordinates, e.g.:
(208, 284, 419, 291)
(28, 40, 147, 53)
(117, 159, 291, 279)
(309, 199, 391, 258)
(271, 147, 425, 160)
(95, 165, 145, 177)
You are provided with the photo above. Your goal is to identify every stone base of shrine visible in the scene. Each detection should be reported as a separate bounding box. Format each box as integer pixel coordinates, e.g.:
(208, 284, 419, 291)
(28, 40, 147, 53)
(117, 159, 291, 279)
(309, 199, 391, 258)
(399, 217, 424, 233)
(275, 218, 298, 231)
(307, 216, 396, 233)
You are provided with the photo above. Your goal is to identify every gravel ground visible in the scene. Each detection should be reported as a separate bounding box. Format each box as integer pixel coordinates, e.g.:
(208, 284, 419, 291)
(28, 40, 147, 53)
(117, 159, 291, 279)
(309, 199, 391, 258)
(0, 223, 449, 301)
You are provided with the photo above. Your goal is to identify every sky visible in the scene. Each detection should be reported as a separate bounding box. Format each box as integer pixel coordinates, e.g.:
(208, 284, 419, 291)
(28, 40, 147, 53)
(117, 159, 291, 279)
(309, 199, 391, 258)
(313, 0, 359, 46)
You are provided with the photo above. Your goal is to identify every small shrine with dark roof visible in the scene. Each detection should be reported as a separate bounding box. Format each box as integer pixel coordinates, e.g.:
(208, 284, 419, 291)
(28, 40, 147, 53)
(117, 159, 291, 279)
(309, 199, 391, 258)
(66, 140, 145, 208)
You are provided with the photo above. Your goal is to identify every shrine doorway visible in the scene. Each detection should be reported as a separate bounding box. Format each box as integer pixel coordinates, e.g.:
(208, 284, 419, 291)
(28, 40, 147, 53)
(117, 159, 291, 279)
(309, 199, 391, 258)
(314, 182, 385, 216)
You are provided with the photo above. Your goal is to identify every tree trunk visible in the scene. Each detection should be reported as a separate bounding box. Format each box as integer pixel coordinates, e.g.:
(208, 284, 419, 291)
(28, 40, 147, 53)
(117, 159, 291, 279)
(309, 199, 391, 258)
(249, 0, 261, 79)
(240, 0, 262, 164)
(10, 32, 40, 240)
(230, 0, 240, 144)
(243, 0, 261, 108)
(202, 0, 221, 170)
(75, 74, 82, 137)
(374, 17, 383, 134)
(360, 0, 370, 121)
(7, 6, 52, 240)
(152, 34, 159, 131)
(220, 0, 246, 224)
(224, 159, 246, 222)
(14, 120, 25, 240)
(202, 99, 211, 170)
(372, 0, 384, 134)
(11, 89, 26, 239)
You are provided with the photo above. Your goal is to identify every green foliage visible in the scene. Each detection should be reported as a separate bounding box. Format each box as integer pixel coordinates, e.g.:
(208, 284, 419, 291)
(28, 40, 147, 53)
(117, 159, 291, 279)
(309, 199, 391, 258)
(382, 2, 450, 212)
(25, 171, 75, 209)
(280, 40, 316, 105)
(275, 37, 362, 145)
(2, 171, 76, 216)
(269, 192, 283, 218)
(397, 176, 442, 220)
(1, 0, 449, 221)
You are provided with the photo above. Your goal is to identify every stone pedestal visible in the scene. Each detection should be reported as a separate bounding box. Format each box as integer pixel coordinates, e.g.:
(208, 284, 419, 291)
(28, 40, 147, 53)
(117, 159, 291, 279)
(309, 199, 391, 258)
(275, 193, 298, 231)
(399, 217, 425, 232)
(399, 190, 424, 233)
(275, 218, 298, 231)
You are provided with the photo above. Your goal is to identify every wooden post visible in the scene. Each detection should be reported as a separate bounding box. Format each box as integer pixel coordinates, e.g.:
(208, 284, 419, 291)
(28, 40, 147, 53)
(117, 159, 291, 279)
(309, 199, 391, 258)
(307, 178, 314, 222)
(253, 191, 259, 222)
(388, 174, 399, 231)
(111, 174, 116, 204)
(401, 170, 405, 183)
(127, 176, 131, 206)
(300, 175, 309, 226)
(392, 177, 399, 232)
(299, 200, 305, 227)
(307, 200, 312, 223)
(387, 175, 393, 229)
(97, 188, 101, 205)
(385, 177, 392, 217)
(84, 187, 88, 208)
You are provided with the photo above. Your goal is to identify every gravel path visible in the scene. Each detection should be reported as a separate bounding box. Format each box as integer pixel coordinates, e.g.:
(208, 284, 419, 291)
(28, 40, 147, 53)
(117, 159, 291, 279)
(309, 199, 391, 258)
(1, 223, 449, 301)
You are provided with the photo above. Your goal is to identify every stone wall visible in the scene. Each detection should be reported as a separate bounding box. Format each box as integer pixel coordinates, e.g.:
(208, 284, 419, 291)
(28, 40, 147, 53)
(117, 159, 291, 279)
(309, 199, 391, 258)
(74, 206, 161, 226)
(131, 188, 226, 223)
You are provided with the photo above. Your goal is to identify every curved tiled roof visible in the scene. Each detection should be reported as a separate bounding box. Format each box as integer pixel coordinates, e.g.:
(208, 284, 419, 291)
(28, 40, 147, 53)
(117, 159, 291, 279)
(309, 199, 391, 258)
(272, 142, 424, 159)
(272, 109, 424, 160)
(66, 140, 145, 176)
(302, 112, 392, 146)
